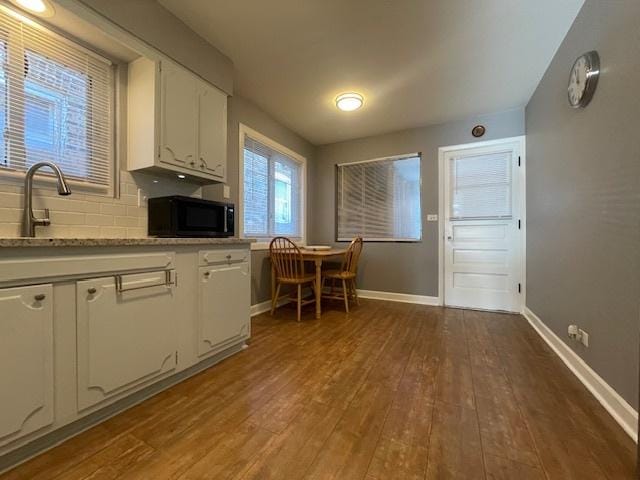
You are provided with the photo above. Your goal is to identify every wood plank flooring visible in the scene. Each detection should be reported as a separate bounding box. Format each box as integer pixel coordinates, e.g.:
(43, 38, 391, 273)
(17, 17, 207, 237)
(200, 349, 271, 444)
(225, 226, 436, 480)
(1, 300, 636, 479)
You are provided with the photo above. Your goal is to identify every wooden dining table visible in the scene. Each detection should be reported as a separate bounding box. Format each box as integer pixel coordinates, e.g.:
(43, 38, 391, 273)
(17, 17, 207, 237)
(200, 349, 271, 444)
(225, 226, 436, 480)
(270, 247, 348, 319)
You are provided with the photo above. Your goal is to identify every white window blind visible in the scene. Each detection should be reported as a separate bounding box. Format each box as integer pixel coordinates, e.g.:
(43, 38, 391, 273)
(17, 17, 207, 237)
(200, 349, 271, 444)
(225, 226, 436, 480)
(337, 155, 421, 241)
(243, 134, 303, 240)
(0, 7, 114, 191)
(450, 151, 512, 219)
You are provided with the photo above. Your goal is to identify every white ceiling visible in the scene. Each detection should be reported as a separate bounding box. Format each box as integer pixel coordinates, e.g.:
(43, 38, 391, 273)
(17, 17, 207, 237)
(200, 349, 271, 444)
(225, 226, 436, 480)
(159, 0, 584, 145)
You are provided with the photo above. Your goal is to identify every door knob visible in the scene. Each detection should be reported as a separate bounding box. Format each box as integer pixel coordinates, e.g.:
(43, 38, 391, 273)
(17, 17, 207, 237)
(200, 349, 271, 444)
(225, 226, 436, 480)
(88, 288, 97, 295)
(204, 271, 211, 278)
(447, 236, 453, 240)
(34, 294, 46, 301)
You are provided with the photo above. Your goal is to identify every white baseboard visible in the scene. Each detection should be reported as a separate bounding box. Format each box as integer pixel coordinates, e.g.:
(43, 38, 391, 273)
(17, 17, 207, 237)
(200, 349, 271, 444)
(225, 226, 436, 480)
(250, 297, 290, 317)
(523, 306, 638, 442)
(357, 289, 441, 306)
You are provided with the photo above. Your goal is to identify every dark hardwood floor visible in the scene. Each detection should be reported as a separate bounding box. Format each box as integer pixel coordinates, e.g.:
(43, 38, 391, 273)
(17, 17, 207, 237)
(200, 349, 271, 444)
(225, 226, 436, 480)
(1, 299, 636, 479)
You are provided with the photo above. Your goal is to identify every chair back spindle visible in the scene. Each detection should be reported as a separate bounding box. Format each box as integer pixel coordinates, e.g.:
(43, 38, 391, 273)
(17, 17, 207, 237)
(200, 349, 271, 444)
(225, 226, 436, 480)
(341, 237, 364, 275)
(269, 237, 305, 280)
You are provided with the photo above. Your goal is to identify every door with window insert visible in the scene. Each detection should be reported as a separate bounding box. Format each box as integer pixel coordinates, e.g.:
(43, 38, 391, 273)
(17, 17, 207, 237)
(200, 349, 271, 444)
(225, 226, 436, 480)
(442, 138, 523, 312)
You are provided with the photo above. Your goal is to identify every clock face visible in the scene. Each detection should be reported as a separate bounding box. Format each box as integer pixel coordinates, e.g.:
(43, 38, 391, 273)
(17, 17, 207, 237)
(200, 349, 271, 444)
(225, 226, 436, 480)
(568, 51, 600, 108)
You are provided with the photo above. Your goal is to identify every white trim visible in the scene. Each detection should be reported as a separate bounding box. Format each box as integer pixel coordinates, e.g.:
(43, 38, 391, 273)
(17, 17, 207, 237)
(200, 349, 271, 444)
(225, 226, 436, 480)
(250, 297, 290, 316)
(523, 307, 638, 442)
(237, 123, 307, 246)
(336, 152, 420, 167)
(356, 289, 440, 306)
(437, 135, 526, 311)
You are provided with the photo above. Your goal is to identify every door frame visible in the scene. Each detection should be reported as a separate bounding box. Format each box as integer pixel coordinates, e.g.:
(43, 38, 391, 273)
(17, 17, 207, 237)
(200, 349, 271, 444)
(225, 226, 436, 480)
(437, 135, 526, 312)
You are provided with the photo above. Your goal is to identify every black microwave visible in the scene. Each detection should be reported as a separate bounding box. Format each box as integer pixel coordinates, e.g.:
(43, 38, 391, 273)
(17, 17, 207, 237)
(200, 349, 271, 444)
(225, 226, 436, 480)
(147, 196, 234, 237)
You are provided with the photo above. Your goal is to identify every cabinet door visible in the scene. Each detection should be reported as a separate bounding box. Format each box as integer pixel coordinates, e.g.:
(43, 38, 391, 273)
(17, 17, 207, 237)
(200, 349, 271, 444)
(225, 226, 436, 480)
(76, 271, 177, 410)
(160, 62, 197, 169)
(197, 82, 227, 180)
(198, 262, 250, 356)
(0, 284, 53, 446)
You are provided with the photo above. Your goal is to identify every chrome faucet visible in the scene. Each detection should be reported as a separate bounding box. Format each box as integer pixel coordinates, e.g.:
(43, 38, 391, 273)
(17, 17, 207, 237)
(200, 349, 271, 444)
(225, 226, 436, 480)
(22, 162, 72, 237)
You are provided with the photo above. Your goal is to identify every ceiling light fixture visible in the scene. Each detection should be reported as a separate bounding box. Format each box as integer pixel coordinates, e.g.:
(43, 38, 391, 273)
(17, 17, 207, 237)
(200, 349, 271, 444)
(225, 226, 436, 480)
(9, 0, 55, 16)
(335, 92, 363, 112)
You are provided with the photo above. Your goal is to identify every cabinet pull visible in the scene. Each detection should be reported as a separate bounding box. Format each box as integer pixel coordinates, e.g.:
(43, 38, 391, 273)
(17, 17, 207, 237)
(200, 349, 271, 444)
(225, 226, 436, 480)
(115, 270, 176, 294)
(87, 288, 97, 295)
(204, 271, 211, 278)
(226, 254, 232, 260)
(34, 293, 46, 301)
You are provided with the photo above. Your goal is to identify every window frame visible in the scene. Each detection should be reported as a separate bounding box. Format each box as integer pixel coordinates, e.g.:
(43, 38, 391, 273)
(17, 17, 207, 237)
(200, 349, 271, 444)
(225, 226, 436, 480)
(238, 123, 307, 250)
(0, 5, 118, 197)
(335, 153, 423, 243)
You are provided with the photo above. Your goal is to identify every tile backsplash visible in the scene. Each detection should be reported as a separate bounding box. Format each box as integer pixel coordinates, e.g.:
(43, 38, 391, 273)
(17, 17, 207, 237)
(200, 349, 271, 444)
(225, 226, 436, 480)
(0, 170, 202, 238)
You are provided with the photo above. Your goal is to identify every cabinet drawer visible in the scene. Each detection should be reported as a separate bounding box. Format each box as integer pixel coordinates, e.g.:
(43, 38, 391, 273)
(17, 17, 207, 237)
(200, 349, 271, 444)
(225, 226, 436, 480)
(199, 249, 249, 266)
(0, 284, 54, 446)
(76, 271, 177, 411)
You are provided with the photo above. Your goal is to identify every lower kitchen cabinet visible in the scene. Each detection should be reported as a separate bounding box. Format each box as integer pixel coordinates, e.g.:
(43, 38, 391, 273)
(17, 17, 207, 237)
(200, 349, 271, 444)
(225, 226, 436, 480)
(0, 284, 54, 446)
(76, 270, 178, 410)
(197, 260, 250, 356)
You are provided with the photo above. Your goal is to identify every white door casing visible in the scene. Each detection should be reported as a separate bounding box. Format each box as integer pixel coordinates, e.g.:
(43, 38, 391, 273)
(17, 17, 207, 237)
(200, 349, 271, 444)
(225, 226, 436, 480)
(439, 136, 525, 312)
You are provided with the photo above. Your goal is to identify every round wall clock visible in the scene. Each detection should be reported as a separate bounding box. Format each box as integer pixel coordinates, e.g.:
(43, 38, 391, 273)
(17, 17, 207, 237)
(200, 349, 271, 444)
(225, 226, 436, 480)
(568, 50, 600, 108)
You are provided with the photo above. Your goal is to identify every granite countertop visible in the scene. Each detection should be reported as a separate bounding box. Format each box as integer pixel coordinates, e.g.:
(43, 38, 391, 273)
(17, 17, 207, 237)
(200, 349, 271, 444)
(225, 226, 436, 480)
(0, 237, 255, 248)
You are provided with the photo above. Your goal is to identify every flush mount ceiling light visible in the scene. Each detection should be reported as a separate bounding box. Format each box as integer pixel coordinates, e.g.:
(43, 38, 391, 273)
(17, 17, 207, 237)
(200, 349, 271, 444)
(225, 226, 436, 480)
(335, 92, 363, 112)
(10, 0, 55, 16)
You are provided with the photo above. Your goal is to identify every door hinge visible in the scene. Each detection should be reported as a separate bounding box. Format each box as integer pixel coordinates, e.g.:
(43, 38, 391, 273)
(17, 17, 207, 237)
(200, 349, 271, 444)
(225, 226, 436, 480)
(157, 145, 161, 158)
(175, 351, 178, 364)
(518, 219, 521, 230)
(518, 283, 522, 294)
(518, 156, 521, 167)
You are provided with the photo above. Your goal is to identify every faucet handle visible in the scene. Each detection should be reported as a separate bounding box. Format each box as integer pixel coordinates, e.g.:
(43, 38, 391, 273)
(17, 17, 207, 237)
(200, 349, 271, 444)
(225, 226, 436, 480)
(36, 208, 51, 227)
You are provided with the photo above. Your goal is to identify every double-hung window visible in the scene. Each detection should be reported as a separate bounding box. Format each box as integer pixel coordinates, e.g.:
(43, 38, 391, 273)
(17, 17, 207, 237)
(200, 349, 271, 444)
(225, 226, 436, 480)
(240, 124, 306, 245)
(337, 154, 422, 241)
(0, 6, 114, 193)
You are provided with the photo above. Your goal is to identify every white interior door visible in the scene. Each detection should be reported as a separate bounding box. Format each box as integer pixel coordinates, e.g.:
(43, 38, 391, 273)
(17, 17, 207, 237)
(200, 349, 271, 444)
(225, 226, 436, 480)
(442, 138, 523, 312)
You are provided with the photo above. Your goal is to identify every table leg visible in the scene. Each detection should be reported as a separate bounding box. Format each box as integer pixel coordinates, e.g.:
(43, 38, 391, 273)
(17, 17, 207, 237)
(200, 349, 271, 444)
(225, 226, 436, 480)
(315, 258, 322, 319)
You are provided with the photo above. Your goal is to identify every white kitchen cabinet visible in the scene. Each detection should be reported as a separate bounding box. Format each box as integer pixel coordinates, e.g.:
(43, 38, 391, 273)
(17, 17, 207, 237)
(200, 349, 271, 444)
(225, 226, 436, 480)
(0, 284, 54, 446)
(160, 62, 198, 169)
(76, 270, 178, 411)
(197, 258, 250, 357)
(197, 80, 227, 179)
(127, 56, 228, 183)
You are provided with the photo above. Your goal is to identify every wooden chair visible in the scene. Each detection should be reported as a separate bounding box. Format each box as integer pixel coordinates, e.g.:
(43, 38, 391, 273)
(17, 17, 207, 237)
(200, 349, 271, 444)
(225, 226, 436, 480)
(269, 237, 316, 322)
(321, 237, 363, 313)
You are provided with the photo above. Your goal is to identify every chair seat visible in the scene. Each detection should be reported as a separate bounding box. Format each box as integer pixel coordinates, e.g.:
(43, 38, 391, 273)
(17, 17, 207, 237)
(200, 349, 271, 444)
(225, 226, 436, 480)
(277, 274, 316, 284)
(322, 269, 356, 280)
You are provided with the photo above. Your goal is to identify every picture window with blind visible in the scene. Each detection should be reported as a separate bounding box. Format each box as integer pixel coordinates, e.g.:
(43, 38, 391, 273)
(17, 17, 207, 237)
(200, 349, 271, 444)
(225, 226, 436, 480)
(241, 125, 305, 243)
(449, 150, 512, 220)
(0, 6, 115, 192)
(337, 154, 422, 241)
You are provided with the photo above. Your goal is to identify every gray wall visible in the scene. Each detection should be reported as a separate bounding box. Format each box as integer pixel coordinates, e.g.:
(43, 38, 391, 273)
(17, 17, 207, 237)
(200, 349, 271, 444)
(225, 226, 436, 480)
(311, 109, 524, 297)
(77, 0, 234, 94)
(203, 96, 316, 305)
(526, 0, 640, 407)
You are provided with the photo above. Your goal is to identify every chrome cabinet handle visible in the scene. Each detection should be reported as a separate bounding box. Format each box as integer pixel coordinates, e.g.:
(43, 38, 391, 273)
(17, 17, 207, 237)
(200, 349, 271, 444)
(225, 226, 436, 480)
(34, 294, 46, 301)
(115, 270, 176, 294)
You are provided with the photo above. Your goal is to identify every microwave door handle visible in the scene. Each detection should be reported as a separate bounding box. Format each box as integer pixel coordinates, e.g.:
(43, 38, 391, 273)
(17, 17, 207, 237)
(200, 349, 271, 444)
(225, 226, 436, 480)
(224, 206, 228, 233)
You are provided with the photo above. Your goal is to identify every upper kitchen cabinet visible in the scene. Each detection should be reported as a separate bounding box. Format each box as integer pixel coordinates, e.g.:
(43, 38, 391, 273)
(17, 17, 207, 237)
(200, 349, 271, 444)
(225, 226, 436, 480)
(127, 57, 228, 183)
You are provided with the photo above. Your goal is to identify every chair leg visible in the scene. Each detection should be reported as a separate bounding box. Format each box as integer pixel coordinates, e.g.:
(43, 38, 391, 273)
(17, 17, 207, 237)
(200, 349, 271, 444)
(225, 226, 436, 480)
(352, 279, 359, 305)
(342, 279, 349, 313)
(271, 282, 281, 315)
(297, 284, 302, 322)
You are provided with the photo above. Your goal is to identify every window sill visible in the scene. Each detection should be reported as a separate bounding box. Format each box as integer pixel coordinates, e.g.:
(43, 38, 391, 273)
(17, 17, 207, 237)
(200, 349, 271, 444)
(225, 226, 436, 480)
(243, 238, 306, 251)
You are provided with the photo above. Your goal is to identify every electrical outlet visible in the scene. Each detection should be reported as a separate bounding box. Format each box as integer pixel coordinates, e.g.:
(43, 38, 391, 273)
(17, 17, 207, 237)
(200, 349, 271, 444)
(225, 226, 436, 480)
(567, 324, 579, 339)
(137, 188, 148, 207)
(578, 328, 589, 347)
